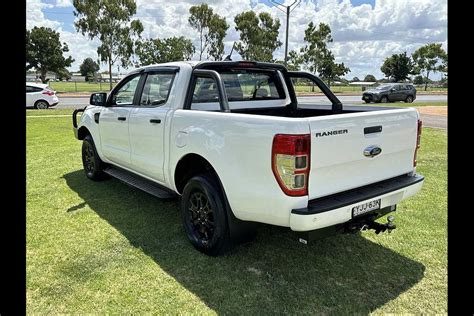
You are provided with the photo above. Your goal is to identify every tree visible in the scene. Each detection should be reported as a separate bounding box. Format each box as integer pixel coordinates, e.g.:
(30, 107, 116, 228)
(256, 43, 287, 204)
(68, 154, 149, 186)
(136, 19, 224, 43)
(300, 22, 349, 87)
(380, 52, 414, 82)
(135, 36, 195, 66)
(188, 4, 229, 61)
(318, 50, 350, 87)
(56, 68, 72, 81)
(79, 58, 100, 81)
(26, 26, 74, 83)
(412, 43, 447, 91)
(413, 75, 424, 85)
(276, 50, 303, 71)
(364, 74, 376, 82)
(73, 0, 143, 90)
(352, 77, 360, 82)
(234, 11, 282, 62)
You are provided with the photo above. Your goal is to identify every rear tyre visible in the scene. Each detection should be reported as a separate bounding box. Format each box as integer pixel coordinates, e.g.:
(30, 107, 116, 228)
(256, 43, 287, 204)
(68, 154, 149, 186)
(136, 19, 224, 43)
(405, 95, 414, 103)
(181, 174, 233, 256)
(34, 100, 49, 109)
(364, 100, 370, 103)
(82, 135, 107, 181)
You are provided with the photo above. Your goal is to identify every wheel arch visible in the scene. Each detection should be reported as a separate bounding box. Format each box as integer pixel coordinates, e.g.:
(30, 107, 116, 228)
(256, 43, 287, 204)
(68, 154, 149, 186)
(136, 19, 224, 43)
(34, 99, 50, 106)
(174, 153, 220, 195)
(77, 126, 91, 140)
(174, 152, 258, 244)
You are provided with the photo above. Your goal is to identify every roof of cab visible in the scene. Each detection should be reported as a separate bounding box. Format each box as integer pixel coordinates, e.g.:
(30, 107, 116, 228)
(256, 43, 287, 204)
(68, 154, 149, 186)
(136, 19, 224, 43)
(132, 60, 286, 73)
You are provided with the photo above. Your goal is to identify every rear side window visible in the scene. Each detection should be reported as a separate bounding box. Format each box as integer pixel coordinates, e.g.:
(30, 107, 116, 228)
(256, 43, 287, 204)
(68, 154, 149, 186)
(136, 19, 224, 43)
(26, 86, 42, 93)
(140, 73, 175, 106)
(192, 69, 285, 103)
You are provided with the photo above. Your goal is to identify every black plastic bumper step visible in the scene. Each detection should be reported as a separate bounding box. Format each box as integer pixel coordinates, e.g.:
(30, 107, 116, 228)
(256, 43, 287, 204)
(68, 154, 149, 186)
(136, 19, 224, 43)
(103, 166, 176, 199)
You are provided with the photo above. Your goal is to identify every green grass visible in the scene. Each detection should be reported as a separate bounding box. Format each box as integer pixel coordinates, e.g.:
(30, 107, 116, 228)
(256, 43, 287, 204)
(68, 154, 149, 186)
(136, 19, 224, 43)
(366, 101, 447, 107)
(27, 114, 446, 313)
(46, 81, 117, 93)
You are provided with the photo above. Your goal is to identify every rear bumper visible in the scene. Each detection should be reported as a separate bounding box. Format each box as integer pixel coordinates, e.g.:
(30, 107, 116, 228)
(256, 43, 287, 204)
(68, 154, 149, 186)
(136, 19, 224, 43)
(290, 174, 424, 231)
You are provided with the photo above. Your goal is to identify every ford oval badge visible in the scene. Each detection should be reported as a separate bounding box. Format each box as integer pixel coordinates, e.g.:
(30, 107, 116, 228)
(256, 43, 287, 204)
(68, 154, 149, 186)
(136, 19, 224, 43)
(364, 145, 382, 158)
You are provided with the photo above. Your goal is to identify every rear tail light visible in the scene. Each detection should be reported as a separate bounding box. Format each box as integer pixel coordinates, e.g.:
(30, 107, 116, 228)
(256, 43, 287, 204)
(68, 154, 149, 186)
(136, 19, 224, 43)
(413, 119, 422, 167)
(272, 134, 311, 196)
(42, 90, 55, 96)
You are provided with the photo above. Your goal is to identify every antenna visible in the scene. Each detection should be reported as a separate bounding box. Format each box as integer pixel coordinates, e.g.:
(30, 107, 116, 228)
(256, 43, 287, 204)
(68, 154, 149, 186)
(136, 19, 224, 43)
(223, 42, 236, 61)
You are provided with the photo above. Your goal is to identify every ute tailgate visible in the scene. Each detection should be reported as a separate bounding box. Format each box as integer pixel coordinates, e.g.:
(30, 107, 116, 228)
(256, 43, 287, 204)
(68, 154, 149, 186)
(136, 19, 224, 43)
(307, 108, 419, 200)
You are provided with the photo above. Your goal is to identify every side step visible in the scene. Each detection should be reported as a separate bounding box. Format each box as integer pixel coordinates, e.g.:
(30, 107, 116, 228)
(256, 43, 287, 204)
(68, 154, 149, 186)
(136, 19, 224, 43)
(103, 166, 177, 200)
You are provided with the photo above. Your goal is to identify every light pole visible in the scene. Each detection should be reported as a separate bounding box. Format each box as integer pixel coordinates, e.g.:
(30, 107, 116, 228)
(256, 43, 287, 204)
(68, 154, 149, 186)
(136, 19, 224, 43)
(270, 0, 301, 67)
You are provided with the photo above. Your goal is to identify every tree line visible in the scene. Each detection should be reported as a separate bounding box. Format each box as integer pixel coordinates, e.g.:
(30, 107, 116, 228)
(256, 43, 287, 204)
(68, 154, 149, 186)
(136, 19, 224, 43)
(26, 0, 447, 90)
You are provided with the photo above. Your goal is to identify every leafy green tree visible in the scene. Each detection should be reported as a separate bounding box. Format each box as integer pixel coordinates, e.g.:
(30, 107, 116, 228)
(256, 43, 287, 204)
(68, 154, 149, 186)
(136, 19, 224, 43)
(79, 58, 100, 81)
(135, 36, 195, 66)
(73, 0, 143, 89)
(287, 50, 303, 71)
(56, 68, 72, 81)
(364, 74, 376, 82)
(380, 52, 414, 82)
(188, 4, 229, 61)
(234, 11, 282, 62)
(413, 75, 424, 85)
(300, 22, 349, 87)
(275, 50, 303, 71)
(412, 43, 447, 91)
(318, 50, 350, 87)
(26, 26, 74, 83)
(352, 77, 360, 82)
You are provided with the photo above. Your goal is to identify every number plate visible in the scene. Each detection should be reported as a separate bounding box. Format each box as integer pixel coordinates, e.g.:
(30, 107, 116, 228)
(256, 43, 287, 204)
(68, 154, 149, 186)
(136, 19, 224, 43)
(352, 199, 381, 217)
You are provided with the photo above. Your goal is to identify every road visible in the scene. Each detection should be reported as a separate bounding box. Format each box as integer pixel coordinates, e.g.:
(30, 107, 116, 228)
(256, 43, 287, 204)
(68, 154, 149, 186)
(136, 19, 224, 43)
(53, 94, 447, 129)
(55, 94, 447, 109)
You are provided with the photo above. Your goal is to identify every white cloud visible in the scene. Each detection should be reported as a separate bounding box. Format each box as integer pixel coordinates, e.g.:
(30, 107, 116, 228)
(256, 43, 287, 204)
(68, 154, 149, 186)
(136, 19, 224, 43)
(55, 0, 73, 8)
(26, 0, 447, 79)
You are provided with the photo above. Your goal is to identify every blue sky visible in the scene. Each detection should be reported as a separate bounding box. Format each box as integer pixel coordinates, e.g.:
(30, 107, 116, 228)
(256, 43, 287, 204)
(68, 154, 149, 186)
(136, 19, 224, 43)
(27, 0, 446, 79)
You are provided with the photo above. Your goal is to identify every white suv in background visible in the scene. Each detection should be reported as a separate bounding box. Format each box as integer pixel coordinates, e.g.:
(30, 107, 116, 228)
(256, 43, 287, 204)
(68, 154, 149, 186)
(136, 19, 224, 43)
(26, 83, 59, 109)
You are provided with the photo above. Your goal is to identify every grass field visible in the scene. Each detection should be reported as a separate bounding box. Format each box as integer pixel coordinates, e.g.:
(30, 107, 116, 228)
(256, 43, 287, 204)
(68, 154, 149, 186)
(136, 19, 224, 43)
(368, 101, 447, 107)
(26, 110, 447, 313)
(47, 81, 117, 93)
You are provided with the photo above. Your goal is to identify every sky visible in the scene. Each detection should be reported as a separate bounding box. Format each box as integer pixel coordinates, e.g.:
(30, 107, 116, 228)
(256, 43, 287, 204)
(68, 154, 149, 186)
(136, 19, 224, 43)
(26, 0, 447, 80)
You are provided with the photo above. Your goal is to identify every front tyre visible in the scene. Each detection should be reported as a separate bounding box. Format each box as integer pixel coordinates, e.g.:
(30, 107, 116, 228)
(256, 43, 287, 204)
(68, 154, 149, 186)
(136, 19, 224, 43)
(181, 174, 232, 256)
(82, 135, 107, 181)
(380, 96, 388, 103)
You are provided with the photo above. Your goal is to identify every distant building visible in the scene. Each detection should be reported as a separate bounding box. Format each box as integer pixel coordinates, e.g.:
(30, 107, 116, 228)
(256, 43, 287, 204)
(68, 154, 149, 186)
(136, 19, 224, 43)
(349, 81, 378, 91)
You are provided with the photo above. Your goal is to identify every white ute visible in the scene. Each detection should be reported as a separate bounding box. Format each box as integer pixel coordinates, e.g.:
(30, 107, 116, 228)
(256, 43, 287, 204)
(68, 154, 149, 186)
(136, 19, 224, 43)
(72, 61, 424, 255)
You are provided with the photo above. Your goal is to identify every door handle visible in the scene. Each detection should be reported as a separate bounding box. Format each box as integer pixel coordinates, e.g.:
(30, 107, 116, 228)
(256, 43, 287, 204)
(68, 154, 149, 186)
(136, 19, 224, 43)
(117, 117, 126, 121)
(149, 119, 161, 124)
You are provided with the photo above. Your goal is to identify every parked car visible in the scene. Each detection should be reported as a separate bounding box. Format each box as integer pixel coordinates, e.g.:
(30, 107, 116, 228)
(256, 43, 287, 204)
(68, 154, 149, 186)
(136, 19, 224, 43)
(362, 83, 416, 103)
(73, 61, 424, 256)
(26, 83, 59, 109)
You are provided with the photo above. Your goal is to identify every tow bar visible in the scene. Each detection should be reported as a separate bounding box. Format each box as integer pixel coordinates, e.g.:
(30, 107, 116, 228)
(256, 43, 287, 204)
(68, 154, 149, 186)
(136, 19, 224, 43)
(359, 216, 396, 234)
(344, 215, 396, 235)
(297, 208, 397, 244)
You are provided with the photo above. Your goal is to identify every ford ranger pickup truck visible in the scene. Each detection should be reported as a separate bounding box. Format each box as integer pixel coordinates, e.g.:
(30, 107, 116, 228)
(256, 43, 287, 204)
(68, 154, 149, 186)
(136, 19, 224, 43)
(72, 61, 424, 255)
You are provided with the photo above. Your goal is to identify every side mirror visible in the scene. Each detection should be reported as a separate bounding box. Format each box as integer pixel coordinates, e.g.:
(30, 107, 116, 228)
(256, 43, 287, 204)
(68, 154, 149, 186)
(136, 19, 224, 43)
(390, 88, 395, 92)
(90, 93, 107, 106)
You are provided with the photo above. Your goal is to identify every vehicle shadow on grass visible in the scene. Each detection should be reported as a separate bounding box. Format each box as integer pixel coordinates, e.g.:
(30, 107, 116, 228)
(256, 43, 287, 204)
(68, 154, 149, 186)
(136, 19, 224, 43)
(63, 170, 425, 314)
